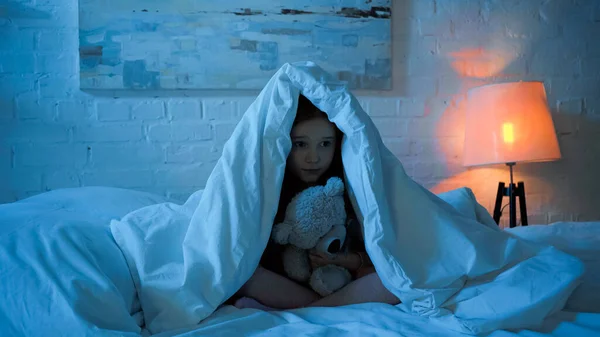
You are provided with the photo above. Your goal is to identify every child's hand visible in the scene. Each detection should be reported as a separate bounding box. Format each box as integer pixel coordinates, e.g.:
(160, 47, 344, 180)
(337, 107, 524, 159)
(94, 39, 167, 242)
(308, 251, 361, 270)
(308, 251, 337, 269)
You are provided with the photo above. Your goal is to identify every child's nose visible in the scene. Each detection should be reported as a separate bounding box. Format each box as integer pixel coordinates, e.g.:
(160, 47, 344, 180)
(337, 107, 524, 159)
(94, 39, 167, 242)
(305, 149, 319, 163)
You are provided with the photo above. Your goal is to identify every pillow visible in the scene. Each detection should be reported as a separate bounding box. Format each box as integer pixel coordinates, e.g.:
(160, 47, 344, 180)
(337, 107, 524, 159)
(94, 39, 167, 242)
(0, 187, 170, 336)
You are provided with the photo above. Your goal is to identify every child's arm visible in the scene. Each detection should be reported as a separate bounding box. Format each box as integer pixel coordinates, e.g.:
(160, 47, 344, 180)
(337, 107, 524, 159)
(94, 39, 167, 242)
(309, 251, 372, 272)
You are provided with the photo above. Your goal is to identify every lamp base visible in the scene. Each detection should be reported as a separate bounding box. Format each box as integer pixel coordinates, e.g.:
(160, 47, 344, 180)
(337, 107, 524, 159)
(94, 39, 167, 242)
(492, 163, 528, 228)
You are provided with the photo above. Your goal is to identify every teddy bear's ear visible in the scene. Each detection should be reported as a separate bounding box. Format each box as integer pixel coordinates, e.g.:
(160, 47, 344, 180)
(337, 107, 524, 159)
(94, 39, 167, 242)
(324, 177, 344, 197)
(271, 221, 293, 244)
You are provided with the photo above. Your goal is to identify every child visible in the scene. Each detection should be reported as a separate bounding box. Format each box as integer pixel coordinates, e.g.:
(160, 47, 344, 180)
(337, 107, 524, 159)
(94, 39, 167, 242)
(232, 95, 400, 311)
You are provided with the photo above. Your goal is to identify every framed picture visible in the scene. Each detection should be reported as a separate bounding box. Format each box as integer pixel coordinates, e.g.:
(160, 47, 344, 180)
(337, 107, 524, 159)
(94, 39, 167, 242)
(79, 0, 392, 90)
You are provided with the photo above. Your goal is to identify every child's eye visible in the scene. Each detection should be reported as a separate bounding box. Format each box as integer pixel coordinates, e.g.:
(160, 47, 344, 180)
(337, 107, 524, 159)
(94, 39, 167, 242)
(293, 141, 307, 148)
(320, 141, 332, 147)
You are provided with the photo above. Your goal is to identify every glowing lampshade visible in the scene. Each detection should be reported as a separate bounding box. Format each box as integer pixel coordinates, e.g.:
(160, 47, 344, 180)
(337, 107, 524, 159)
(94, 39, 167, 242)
(463, 82, 561, 167)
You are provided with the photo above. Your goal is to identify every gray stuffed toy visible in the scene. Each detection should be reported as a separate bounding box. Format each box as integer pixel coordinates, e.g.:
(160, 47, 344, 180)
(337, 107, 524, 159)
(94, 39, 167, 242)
(271, 177, 352, 296)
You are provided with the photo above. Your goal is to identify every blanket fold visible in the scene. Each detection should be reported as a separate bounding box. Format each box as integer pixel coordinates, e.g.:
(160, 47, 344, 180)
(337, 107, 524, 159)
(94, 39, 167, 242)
(111, 62, 583, 335)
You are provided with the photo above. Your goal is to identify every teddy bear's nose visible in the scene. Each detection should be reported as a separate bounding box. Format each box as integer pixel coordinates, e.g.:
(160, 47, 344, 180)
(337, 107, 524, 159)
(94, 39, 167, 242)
(327, 239, 341, 253)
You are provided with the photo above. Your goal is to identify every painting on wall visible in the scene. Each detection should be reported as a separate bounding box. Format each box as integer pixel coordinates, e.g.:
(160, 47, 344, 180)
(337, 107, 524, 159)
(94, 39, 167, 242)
(78, 0, 392, 90)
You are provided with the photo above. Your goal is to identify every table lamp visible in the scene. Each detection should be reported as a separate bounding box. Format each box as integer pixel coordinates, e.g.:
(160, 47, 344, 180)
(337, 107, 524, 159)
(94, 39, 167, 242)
(463, 82, 561, 228)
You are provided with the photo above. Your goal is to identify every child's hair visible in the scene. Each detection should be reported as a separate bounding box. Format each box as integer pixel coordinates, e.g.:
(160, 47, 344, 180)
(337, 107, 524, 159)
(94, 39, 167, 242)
(274, 94, 345, 223)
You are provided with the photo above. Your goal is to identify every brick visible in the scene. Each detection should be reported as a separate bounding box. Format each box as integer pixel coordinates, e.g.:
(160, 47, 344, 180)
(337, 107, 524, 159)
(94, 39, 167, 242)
(8, 168, 43, 191)
(1, 27, 35, 51)
(418, 17, 453, 38)
(147, 123, 212, 142)
(394, 18, 420, 39)
(44, 170, 81, 189)
(502, 57, 528, 76)
(36, 29, 78, 51)
(406, 118, 438, 138)
(505, 22, 561, 39)
(214, 123, 238, 143)
(166, 144, 221, 163)
(382, 138, 411, 158)
(56, 100, 95, 122)
(398, 99, 426, 117)
(409, 139, 440, 156)
(0, 145, 11, 169)
(557, 98, 584, 115)
(0, 75, 36, 97)
(550, 78, 600, 99)
(39, 76, 78, 98)
(411, 0, 435, 18)
(414, 36, 438, 55)
(1, 122, 70, 142)
(528, 40, 584, 76)
(593, 4, 600, 22)
(581, 57, 600, 77)
(236, 97, 257, 117)
(523, 214, 545, 226)
(585, 97, 600, 116)
(367, 98, 398, 117)
(588, 40, 600, 57)
(132, 101, 164, 120)
(16, 97, 57, 121)
(36, 53, 77, 75)
(167, 100, 201, 120)
(436, 0, 482, 17)
(395, 77, 437, 98)
(436, 76, 463, 97)
(356, 98, 369, 112)
(203, 99, 236, 120)
(372, 118, 409, 138)
(97, 101, 131, 121)
(411, 162, 448, 179)
(408, 54, 454, 77)
(83, 170, 153, 188)
(90, 144, 163, 167)
(0, 189, 16, 204)
(547, 213, 576, 224)
(74, 124, 143, 142)
(14, 190, 46, 201)
(15, 144, 87, 167)
(563, 20, 599, 42)
(0, 53, 35, 74)
(22, 4, 76, 29)
(155, 164, 214, 187)
(451, 19, 497, 40)
(0, 98, 15, 120)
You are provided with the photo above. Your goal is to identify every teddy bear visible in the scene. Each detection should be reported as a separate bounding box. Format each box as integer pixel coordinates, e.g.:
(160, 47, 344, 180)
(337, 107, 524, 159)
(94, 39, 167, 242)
(271, 177, 353, 296)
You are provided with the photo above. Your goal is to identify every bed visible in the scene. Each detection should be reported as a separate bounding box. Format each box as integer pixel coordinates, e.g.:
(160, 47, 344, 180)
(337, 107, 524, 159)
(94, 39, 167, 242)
(2, 63, 599, 336)
(0, 186, 599, 337)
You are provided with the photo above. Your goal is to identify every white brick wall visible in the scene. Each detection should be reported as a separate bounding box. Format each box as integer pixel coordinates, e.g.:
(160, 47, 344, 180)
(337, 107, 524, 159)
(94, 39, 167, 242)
(1, 0, 599, 226)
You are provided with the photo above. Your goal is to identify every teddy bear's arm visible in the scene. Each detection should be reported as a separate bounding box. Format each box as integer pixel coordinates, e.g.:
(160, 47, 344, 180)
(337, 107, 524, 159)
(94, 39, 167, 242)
(271, 221, 293, 245)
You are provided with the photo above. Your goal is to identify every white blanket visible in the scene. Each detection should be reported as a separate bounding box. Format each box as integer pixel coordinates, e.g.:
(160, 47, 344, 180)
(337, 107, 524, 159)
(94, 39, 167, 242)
(110, 62, 584, 335)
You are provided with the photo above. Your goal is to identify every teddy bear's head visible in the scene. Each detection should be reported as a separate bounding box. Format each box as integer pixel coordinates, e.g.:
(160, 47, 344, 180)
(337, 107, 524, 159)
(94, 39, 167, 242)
(272, 177, 347, 250)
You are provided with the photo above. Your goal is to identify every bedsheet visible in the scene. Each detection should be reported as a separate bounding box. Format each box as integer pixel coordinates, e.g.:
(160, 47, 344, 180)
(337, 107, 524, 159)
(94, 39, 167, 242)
(153, 305, 600, 337)
(0, 187, 599, 336)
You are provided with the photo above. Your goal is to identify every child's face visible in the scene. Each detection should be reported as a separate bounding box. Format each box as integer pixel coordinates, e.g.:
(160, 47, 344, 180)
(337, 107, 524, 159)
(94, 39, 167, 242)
(288, 117, 337, 184)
